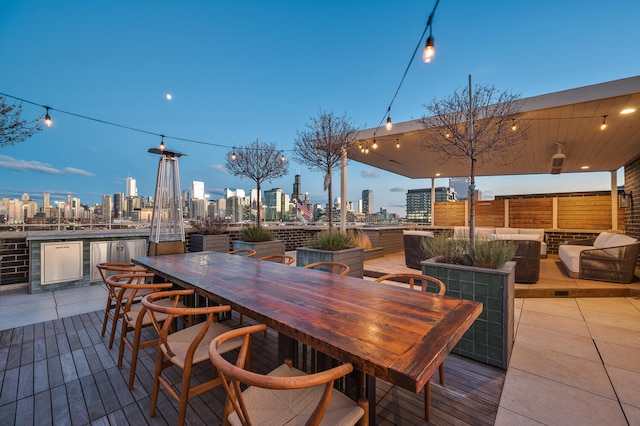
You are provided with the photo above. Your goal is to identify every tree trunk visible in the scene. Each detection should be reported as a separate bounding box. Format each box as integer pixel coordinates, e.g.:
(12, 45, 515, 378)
(327, 170, 333, 230)
(256, 181, 261, 226)
(469, 157, 476, 247)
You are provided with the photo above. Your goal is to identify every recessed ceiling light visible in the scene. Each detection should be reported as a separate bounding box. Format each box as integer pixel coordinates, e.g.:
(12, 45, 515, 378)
(435, 173, 441, 177)
(581, 165, 590, 170)
(620, 108, 636, 114)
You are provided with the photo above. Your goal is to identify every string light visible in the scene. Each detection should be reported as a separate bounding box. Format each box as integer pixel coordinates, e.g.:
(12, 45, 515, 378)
(600, 115, 607, 130)
(372, 139, 378, 150)
(280, 154, 286, 162)
(386, 116, 392, 131)
(44, 107, 52, 127)
(231, 151, 237, 160)
(422, 34, 435, 63)
(511, 119, 517, 131)
(160, 135, 165, 150)
(396, 138, 400, 149)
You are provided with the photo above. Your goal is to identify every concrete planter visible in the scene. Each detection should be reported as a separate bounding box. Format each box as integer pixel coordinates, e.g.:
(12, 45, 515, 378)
(422, 258, 516, 369)
(296, 247, 364, 278)
(190, 234, 230, 252)
(233, 240, 285, 259)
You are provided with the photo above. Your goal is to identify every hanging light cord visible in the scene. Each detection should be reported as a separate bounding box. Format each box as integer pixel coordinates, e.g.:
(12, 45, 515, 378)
(0, 91, 240, 150)
(373, 0, 440, 137)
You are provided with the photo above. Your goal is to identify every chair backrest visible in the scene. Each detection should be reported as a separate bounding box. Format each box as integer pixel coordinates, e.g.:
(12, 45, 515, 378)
(96, 262, 146, 283)
(258, 254, 295, 265)
(302, 261, 350, 276)
(142, 289, 232, 359)
(105, 273, 173, 316)
(226, 249, 257, 258)
(375, 273, 446, 295)
(209, 324, 357, 425)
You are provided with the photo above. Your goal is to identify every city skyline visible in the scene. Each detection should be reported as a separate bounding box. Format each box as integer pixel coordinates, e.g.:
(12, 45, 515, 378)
(1, 1, 638, 215)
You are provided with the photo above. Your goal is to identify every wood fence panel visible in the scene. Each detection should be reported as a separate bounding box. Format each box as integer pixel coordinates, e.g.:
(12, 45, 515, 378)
(558, 196, 613, 229)
(434, 202, 465, 226)
(475, 200, 505, 227)
(509, 198, 554, 228)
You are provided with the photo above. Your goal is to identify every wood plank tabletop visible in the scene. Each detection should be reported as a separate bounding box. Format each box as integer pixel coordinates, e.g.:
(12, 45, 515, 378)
(133, 251, 482, 394)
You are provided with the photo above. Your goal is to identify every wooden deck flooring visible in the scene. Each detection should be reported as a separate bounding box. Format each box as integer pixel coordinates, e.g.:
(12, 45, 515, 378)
(0, 309, 505, 425)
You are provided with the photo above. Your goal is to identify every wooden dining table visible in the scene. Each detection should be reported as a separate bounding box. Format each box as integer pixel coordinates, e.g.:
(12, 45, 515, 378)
(133, 251, 482, 424)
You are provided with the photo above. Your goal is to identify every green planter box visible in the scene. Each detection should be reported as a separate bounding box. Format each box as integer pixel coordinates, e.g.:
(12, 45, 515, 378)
(191, 234, 230, 252)
(296, 247, 364, 278)
(423, 259, 515, 369)
(233, 240, 285, 259)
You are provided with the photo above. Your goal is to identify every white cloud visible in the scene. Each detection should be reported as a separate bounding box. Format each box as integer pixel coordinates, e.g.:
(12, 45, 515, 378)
(210, 164, 228, 174)
(361, 169, 379, 178)
(389, 187, 405, 192)
(0, 155, 62, 174)
(65, 167, 94, 176)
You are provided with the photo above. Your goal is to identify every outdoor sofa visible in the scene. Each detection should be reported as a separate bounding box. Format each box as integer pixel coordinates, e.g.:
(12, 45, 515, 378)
(453, 226, 548, 258)
(558, 231, 640, 283)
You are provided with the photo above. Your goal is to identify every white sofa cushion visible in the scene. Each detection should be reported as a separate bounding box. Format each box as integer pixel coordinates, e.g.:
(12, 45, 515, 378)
(403, 230, 434, 237)
(518, 228, 545, 241)
(495, 227, 518, 235)
(594, 232, 637, 248)
(558, 244, 586, 273)
(491, 234, 538, 241)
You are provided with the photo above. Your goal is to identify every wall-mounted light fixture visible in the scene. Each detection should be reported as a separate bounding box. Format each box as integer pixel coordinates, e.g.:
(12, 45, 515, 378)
(619, 191, 632, 208)
(551, 142, 566, 174)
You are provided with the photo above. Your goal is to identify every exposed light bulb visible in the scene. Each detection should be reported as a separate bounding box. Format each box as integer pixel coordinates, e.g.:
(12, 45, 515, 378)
(44, 107, 52, 127)
(160, 135, 165, 150)
(372, 139, 378, 150)
(422, 35, 435, 63)
(396, 139, 400, 149)
(511, 120, 517, 131)
(600, 116, 607, 131)
(280, 154, 286, 162)
(231, 151, 237, 160)
(386, 116, 392, 131)
(365, 147, 369, 154)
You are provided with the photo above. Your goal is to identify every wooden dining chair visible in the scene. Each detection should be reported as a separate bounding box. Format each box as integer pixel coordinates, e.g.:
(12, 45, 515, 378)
(209, 324, 368, 426)
(96, 262, 149, 349)
(226, 249, 256, 257)
(375, 272, 446, 422)
(105, 273, 177, 389)
(302, 261, 350, 276)
(258, 254, 295, 265)
(142, 289, 245, 426)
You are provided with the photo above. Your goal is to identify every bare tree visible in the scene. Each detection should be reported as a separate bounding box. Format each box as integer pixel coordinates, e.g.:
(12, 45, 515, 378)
(419, 75, 528, 245)
(0, 96, 42, 148)
(293, 111, 357, 230)
(225, 140, 288, 226)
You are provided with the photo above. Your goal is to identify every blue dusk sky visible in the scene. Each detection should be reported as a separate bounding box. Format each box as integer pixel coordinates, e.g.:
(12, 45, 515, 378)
(1, 1, 639, 215)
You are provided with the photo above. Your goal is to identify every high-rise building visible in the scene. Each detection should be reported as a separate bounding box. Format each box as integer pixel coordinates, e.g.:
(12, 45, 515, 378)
(43, 193, 50, 210)
(192, 181, 205, 200)
(449, 177, 470, 200)
(362, 190, 373, 214)
(264, 188, 283, 221)
(126, 177, 137, 197)
(406, 187, 455, 223)
(113, 193, 125, 219)
(292, 174, 302, 202)
(102, 194, 112, 219)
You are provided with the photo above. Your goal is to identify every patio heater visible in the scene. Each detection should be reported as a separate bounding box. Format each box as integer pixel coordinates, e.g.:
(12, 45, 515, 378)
(148, 147, 187, 256)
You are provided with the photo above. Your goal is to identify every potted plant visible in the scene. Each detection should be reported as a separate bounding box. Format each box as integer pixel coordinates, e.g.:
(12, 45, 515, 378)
(296, 230, 364, 278)
(232, 225, 285, 259)
(421, 233, 517, 369)
(190, 217, 230, 252)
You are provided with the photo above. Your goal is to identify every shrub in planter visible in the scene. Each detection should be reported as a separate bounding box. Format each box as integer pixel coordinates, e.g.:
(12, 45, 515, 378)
(310, 230, 357, 251)
(239, 225, 273, 242)
(422, 233, 517, 269)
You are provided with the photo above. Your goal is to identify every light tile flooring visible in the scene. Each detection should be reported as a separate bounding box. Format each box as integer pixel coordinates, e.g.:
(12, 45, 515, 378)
(496, 296, 640, 426)
(1, 284, 639, 425)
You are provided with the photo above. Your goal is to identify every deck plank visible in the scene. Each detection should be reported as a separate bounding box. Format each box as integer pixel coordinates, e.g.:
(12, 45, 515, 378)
(0, 309, 505, 425)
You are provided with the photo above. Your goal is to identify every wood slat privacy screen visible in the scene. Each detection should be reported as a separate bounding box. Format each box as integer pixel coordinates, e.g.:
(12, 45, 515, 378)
(433, 195, 625, 230)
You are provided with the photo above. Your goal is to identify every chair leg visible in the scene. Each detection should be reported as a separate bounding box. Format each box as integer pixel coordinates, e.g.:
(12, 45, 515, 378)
(117, 320, 128, 367)
(108, 305, 121, 349)
(101, 297, 112, 336)
(439, 362, 445, 385)
(149, 348, 164, 417)
(178, 362, 194, 426)
(128, 323, 144, 389)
